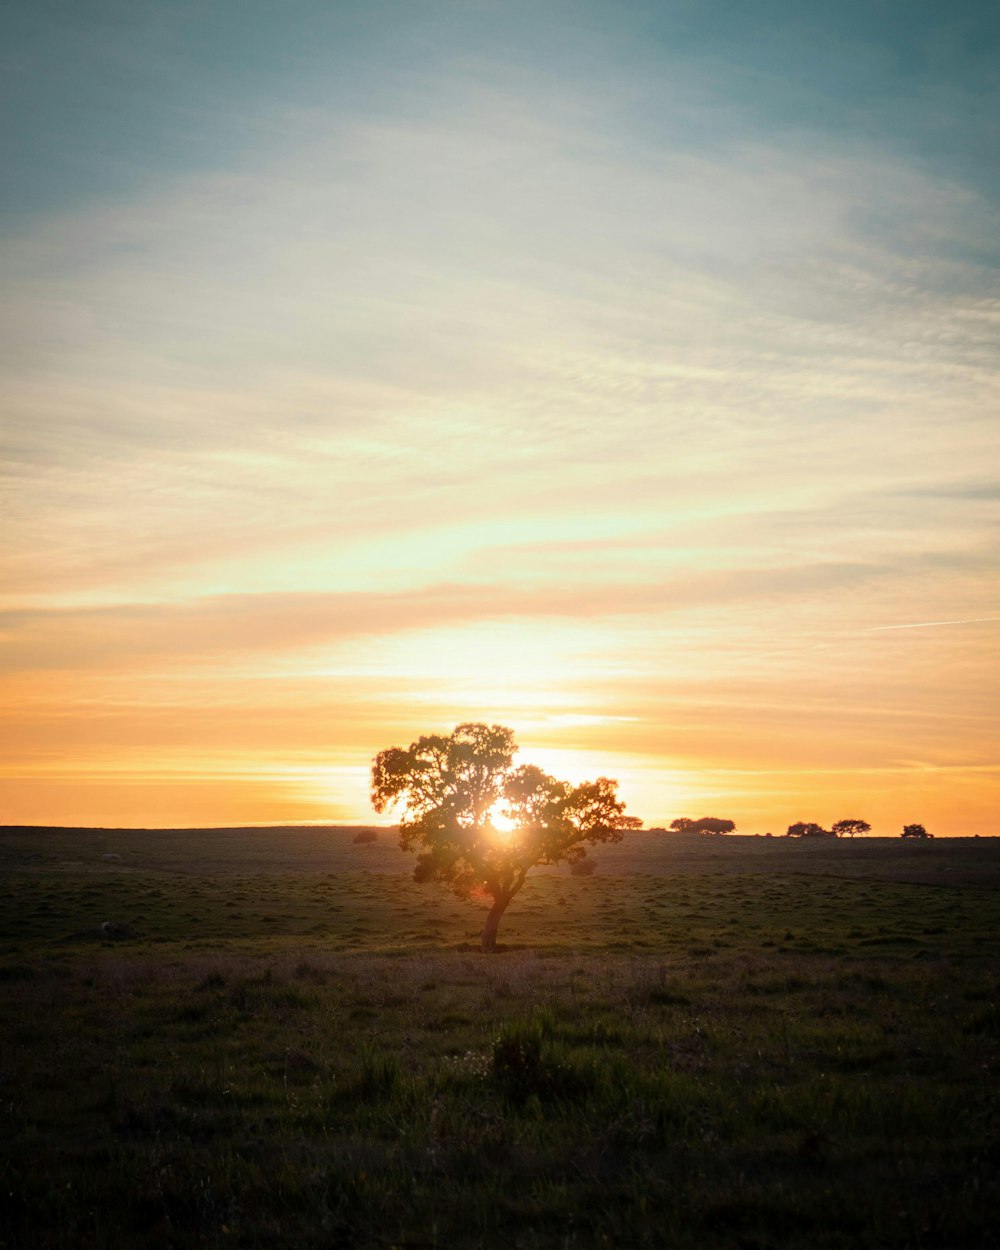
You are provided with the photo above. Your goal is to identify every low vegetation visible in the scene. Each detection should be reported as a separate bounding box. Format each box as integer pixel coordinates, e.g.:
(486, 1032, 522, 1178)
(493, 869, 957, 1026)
(1, 826, 997, 1248)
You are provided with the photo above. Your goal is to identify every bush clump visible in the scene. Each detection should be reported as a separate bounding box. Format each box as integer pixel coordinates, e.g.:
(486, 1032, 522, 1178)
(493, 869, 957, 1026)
(490, 1018, 596, 1106)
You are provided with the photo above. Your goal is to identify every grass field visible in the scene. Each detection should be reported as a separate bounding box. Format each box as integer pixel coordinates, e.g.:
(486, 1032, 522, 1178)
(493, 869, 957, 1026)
(1, 827, 998, 1248)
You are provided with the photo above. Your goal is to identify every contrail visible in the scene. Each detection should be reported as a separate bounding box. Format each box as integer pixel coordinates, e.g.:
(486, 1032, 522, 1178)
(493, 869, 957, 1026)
(867, 617, 1000, 632)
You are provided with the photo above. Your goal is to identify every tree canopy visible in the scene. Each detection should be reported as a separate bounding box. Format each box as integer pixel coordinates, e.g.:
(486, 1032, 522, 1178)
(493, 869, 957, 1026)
(668, 817, 736, 836)
(831, 818, 871, 838)
(370, 722, 641, 951)
(785, 821, 835, 838)
(901, 823, 933, 839)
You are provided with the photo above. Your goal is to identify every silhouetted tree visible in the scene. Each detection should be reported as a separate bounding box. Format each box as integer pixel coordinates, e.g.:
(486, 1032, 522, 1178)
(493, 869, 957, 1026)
(786, 821, 835, 838)
(370, 722, 641, 951)
(832, 819, 871, 839)
(901, 823, 932, 839)
(669, 816, 736, 836)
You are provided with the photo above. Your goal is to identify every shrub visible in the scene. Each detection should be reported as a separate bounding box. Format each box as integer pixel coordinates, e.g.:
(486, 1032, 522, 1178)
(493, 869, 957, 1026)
(490, 1018, 596, 1106)
(902, 823, 932, 839)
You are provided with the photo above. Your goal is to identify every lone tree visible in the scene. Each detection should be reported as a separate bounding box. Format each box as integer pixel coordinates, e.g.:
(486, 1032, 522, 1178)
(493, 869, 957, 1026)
(902, 823, 933, 839)
(371, 722, 641, 951)
(669, 816, 736, 836)
(832, 819, 871, 839)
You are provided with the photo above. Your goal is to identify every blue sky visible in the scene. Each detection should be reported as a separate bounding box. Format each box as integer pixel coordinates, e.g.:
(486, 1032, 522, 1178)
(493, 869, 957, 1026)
(2, 1, 998, 830)
(4, 1, 999, 221)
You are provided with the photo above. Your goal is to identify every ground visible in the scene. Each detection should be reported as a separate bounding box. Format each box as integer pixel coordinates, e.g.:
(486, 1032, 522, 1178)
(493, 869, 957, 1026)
(1, 827, 997, 1248)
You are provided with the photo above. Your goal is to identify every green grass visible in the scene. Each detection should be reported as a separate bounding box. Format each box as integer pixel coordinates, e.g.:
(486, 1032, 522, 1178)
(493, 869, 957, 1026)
(2, 866, 995, 961)
(1, 827, 998, 1248)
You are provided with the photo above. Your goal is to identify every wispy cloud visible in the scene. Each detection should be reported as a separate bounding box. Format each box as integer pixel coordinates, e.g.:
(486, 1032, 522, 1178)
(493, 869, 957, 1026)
(866, 618, 1000, 631)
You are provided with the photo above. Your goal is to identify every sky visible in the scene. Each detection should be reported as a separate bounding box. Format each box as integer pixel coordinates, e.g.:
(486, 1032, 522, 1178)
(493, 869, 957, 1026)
(2, 0, 998, 835)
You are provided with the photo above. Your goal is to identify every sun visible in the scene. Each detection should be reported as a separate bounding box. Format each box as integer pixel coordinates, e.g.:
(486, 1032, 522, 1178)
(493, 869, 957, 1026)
(488, 804, 518, 838)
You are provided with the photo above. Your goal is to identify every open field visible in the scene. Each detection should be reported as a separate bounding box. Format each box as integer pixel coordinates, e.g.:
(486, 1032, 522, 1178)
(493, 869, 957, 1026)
(1, 827, 998, 1248)
(5, 824, 999, 884)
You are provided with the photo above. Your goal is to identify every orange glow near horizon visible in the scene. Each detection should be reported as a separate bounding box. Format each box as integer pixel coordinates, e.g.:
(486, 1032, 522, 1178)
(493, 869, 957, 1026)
(2, 686, 998, 835)
(2, 593, 999, 835)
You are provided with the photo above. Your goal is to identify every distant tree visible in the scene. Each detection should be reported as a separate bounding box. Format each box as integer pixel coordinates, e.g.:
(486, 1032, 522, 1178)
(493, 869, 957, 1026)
(669, 816, 736, 836)
(831, 819, 871, 839)
(786, 821, 835, 838)
(370, 722, 641, 951)
(352, 828, 379, 844)
(901, 823, 933, 840)
(693, 817, 736, 836)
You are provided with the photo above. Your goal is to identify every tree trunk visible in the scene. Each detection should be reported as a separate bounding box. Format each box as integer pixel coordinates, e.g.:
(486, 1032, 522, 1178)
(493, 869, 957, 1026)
(481, 893, 511, 952)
